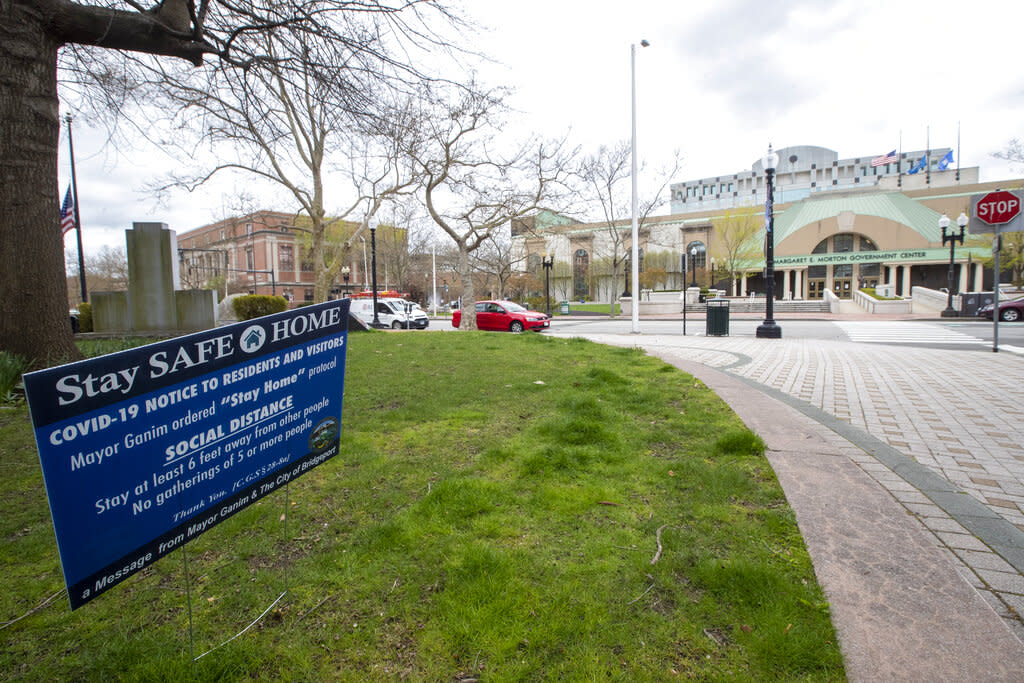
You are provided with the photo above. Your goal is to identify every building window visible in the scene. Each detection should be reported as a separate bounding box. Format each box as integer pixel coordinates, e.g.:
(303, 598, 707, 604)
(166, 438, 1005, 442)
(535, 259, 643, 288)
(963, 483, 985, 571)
(686, 241, 706, 270)
(245, 246, 254, 270)
(573, 249, 589, 300)
(833, 234, 854, 253)
(304, 288, 314, 302)
(279, 245, 294, 273)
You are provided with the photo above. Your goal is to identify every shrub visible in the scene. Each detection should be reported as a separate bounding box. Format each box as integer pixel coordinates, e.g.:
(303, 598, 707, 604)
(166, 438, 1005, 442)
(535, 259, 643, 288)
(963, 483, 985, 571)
(0, 352, 28, 403)
(232, 295, 289, 321)
(77, 302, 93, 332)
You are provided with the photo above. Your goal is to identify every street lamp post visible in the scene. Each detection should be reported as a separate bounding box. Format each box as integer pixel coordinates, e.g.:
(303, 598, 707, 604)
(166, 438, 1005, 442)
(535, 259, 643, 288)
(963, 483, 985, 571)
(755, 144, 782, 339)
(690, 246, 697, 288)
(629, 38, 650, 335)
(341, 266, 351, 297)
(939, 212, 967, 317)
(370, 225, 382, 327)
(542, 255, 553, 317)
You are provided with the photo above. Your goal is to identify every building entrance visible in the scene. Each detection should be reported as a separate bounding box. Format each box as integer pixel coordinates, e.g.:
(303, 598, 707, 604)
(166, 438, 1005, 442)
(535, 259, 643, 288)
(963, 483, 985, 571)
(808, 280, 825, 299)
(834, 278, 852, 298)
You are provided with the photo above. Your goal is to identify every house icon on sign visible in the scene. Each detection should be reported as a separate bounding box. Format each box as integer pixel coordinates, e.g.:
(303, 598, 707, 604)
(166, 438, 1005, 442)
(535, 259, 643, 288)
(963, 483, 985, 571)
(240, 326, 267, 353)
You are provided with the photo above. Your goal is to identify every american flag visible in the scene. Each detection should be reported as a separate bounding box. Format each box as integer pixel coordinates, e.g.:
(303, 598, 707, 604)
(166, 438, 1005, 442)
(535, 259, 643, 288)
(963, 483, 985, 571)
(871, 150, 897, 167)
(60, 186, 75, 236)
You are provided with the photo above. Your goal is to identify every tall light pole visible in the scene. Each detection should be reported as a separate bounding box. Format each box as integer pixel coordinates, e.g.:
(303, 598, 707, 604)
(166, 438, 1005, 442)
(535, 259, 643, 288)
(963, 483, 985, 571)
(940, 212, 967, 317)
(755, 144, 782, 339)
(341, 266, 350, 297)
(432, 246, 438, 316)
(370, 225, 382, 327)
(630, 38, 650, 335)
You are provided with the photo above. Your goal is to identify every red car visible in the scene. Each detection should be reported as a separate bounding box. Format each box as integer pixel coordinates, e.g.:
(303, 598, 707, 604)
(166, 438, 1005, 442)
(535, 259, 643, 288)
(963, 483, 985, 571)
(452, 300, 551, 332)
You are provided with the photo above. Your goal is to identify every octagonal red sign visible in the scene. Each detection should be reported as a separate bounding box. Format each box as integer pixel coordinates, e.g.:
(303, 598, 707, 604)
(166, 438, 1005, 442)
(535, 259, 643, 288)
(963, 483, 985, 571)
(976, 190, 1021, 225)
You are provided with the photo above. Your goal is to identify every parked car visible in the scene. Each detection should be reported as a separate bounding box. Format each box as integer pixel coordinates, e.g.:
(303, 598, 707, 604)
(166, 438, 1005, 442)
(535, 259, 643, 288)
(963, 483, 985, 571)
(977, 296, 1024, 322)
(451, 300, 551, 332)
(350, 298, 429, 329)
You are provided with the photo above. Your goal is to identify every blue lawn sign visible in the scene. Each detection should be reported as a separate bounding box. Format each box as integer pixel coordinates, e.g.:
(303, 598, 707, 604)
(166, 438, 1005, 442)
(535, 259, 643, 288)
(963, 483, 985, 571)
(24, 300, 349, 609)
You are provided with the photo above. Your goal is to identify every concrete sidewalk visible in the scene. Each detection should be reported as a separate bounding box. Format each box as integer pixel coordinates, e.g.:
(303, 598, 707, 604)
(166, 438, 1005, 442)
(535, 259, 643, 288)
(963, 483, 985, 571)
(547, 329, 1024, 681)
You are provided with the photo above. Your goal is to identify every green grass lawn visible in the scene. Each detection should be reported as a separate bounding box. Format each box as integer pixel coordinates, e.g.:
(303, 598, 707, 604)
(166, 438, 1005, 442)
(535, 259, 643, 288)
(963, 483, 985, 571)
(0, 332, 843, 681)
(560, 302, 621, 316)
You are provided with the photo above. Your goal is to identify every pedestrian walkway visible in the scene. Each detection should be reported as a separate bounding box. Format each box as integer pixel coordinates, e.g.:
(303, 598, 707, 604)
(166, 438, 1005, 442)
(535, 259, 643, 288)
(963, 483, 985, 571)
(546, 327, 1024, 681)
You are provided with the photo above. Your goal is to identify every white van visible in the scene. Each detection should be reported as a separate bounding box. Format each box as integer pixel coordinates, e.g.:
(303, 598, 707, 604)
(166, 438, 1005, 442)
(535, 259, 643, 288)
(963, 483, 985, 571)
(350, 298, 429, 329)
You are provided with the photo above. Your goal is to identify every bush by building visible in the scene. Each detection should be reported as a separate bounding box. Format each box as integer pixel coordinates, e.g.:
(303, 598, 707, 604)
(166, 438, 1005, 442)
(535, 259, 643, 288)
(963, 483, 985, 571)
(232, 295, 288, 321)
(77, 302, 93, 333)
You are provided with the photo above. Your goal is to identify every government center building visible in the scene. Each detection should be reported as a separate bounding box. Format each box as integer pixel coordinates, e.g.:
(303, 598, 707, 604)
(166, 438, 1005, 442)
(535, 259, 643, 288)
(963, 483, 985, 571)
(512, 144, 1014, 303)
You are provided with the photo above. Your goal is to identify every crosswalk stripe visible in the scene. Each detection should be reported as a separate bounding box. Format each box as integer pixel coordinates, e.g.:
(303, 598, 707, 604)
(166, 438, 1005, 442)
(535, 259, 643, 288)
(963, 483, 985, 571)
(834, 321, 986, 345)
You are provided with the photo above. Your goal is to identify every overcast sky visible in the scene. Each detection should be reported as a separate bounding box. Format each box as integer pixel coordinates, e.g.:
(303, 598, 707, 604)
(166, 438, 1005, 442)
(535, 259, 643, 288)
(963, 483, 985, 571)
(60, 0, 1024, 256)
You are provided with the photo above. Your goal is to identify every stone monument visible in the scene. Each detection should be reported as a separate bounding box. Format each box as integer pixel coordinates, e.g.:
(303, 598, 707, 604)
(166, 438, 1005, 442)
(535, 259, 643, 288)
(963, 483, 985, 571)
(92, 222, 217, 334)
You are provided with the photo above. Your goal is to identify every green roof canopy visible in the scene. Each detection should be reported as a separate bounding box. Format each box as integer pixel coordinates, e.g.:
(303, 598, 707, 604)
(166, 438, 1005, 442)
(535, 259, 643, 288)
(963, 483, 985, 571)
(773, 192, 943, 244)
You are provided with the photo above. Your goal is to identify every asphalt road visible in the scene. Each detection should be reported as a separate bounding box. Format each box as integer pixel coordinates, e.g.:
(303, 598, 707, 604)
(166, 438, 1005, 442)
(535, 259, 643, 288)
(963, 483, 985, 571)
(543, 317, 1024, 354)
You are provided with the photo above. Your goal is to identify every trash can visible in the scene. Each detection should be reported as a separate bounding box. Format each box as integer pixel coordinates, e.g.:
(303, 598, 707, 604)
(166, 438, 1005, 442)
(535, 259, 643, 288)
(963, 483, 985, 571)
(706, 299, 729, 336)
(960, 292, 993, 317)
(559, 301, 570, 315)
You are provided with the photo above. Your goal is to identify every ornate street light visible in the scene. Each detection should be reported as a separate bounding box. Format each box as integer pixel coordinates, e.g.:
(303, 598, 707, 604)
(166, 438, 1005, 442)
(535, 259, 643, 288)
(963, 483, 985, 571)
(542, 255, 554, 317)
(755, 144, 782, 339)
(939, 212, 967, 317)
(341, 266, 351, 297)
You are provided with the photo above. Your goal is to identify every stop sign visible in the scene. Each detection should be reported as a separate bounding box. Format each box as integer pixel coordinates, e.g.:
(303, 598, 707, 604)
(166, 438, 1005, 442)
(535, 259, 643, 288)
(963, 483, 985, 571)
(976, 190, 1021, 225)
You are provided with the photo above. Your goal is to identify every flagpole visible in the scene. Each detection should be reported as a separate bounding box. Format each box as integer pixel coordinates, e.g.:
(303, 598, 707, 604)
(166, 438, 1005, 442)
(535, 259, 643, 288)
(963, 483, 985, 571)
(897, 131, 902, 188)
(956, 121, 961, 183)
(926, 125, 931, 186)
(66, 114, 87, 304)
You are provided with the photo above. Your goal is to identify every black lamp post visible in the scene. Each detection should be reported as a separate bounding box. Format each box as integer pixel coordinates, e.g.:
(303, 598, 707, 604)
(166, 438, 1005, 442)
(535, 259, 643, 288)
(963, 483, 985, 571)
(756, 144, 782, 339)
(370, 225, 382, 327)
(542, 255, 553, 317)
(341, 266, 351, 297)
(690, 246, 698, 288)
(940, 212, 967, 317)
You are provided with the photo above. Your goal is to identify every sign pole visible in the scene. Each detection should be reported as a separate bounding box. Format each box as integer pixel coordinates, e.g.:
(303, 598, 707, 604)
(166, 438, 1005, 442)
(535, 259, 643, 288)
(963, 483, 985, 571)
(969, 189, 1024, 351)
(993, 233, 1001, 353)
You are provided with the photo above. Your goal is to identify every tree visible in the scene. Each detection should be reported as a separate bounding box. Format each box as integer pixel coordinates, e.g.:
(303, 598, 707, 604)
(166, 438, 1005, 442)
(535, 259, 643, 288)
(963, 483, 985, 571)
(413, 83, 573, 330)
(577, 141, 680, 313)
(992, 138, 1024, 172)
(471, 234, 527, 301)
(979, 232, 1024, 287)
(0, 0, 450, 363)
(141, 12, 452, 303)
(710, 206, 763, 295)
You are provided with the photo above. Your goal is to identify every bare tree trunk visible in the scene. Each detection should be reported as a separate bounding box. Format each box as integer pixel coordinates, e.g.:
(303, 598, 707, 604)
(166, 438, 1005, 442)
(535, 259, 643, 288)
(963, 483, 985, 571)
(0, 3, 80, 362)
(457, 244, 476, 329)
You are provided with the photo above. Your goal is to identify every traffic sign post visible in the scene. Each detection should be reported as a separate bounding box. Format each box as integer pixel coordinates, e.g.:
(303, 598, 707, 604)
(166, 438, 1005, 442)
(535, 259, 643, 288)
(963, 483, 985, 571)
(968, 189, 1023, 352)
(969, 189, 1023, 234)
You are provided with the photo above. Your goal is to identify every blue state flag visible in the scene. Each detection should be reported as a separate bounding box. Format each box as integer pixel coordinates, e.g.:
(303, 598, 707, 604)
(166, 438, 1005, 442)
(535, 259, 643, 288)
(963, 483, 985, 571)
(938, 150, 954, 171)
(907, 155, 926, 175)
